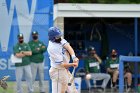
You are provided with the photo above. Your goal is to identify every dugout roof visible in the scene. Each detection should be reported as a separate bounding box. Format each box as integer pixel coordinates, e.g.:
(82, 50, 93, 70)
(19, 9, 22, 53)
(54, 3, 140, 20)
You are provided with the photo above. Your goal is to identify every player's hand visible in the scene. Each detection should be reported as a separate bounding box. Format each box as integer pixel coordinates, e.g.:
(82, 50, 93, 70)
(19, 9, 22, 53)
(73, 57, 79, 68)
(36, 48, 40, 51)
(72, 62, 78, 68)
(41, 46, 45, 48)
(18, 52, 25, 57)
(73, 57, 79, 63)
(93, 54, 98, 58)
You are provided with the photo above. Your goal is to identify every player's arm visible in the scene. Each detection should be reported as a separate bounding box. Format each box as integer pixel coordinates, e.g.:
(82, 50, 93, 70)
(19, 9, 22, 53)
(61, 62, 78, 69)
(40, 42, 47, 53)
(21, 51, 32, 56)
(94, 54, 102, 64)
(15, 52, 25, 58)
(63, 43, 79, 64)
(20, 44, 32, 56)
(13, 45, 25, 58)
(28, 42, 40, 54)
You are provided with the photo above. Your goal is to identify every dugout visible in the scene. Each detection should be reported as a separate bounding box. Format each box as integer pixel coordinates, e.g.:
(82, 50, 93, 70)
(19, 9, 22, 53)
(54, 3, 140, 90)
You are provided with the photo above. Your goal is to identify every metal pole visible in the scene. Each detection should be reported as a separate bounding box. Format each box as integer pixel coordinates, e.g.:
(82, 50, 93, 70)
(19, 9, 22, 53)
(119, 56, 124, 93)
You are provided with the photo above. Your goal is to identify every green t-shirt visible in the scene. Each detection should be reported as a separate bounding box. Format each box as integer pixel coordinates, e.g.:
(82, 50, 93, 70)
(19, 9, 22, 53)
(85, 57, 100, 73)
(28, 40, 47, 63)
(106, 57, 119, 69)
(13, 43, 31, 67)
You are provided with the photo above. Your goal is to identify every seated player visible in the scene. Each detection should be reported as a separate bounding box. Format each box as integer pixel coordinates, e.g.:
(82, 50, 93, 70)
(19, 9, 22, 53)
(106, 49, 132, 92)
(84, 46, 110, 92)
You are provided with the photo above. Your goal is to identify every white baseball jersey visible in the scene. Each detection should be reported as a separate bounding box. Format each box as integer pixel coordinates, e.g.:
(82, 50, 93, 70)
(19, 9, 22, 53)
(47, 39, 69, 69)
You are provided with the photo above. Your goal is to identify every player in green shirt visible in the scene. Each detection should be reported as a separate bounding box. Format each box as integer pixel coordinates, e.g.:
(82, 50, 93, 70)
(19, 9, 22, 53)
(85, 46, 110, 92)
(28, 31, 47, 93)
(13, 33, 33, 93)
(106, 49, 132, 92)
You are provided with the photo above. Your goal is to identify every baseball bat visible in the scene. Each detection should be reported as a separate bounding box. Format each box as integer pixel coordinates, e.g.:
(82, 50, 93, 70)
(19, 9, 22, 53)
(68, 67, 76, 86)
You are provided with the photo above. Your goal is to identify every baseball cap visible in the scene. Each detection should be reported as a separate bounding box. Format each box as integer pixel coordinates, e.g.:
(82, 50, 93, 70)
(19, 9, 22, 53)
(17, 33, 24, 38)
(111, 49, 117, 53)
(32, 31, 38, 35)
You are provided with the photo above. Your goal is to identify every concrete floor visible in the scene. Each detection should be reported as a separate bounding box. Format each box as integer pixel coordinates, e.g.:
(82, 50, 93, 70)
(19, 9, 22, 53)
(81, 88, 135, 93)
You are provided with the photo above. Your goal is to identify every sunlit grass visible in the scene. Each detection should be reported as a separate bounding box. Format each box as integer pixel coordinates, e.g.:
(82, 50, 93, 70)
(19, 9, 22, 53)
(0, 81, 49, 93)
(0, 82, 15, 93)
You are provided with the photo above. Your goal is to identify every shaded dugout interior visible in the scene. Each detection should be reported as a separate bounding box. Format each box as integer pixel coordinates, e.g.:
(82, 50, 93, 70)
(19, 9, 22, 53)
(64, 17, 140, 89)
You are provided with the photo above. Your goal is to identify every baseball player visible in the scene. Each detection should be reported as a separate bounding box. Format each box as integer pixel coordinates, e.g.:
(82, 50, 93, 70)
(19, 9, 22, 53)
(13, 33, 33, 93)
(106, 49, 132, 92)
(29, 31, 47, 93)
(47, 27, 79, 93)
(85, 46, 110, 92)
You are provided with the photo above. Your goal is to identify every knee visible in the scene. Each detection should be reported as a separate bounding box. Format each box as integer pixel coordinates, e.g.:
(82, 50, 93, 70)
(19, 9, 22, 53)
(125, 72, 132, 79)
(40, 69, 44, 74)
(27, 74, 33, 80)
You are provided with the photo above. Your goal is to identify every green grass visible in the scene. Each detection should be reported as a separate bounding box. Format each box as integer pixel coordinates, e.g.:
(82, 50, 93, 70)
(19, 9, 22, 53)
(0, 82, 15, 93)
(0, 81, 49, 93)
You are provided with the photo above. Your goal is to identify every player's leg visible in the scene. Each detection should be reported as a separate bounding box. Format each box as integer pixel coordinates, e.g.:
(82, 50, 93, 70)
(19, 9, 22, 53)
(51, 80, 67, 93)
(112, 70, 119, 88)
(51, 80, 58, 93)
(85, 78, 91, 90)
(124, 72, 132, 86)
(16, 67, 24, 93)
(31, 63, 38, 84)
(24, 65, 34, 93)
(59, 69, 68, 93)
(97, 73, 110, 88)
(38, 62, 45, 92)
(124, 72, 132, 92)
(49, 67, 68, 93)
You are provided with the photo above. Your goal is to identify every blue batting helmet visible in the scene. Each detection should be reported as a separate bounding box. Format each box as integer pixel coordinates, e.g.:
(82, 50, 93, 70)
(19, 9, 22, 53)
(48, 27, 62, 41)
